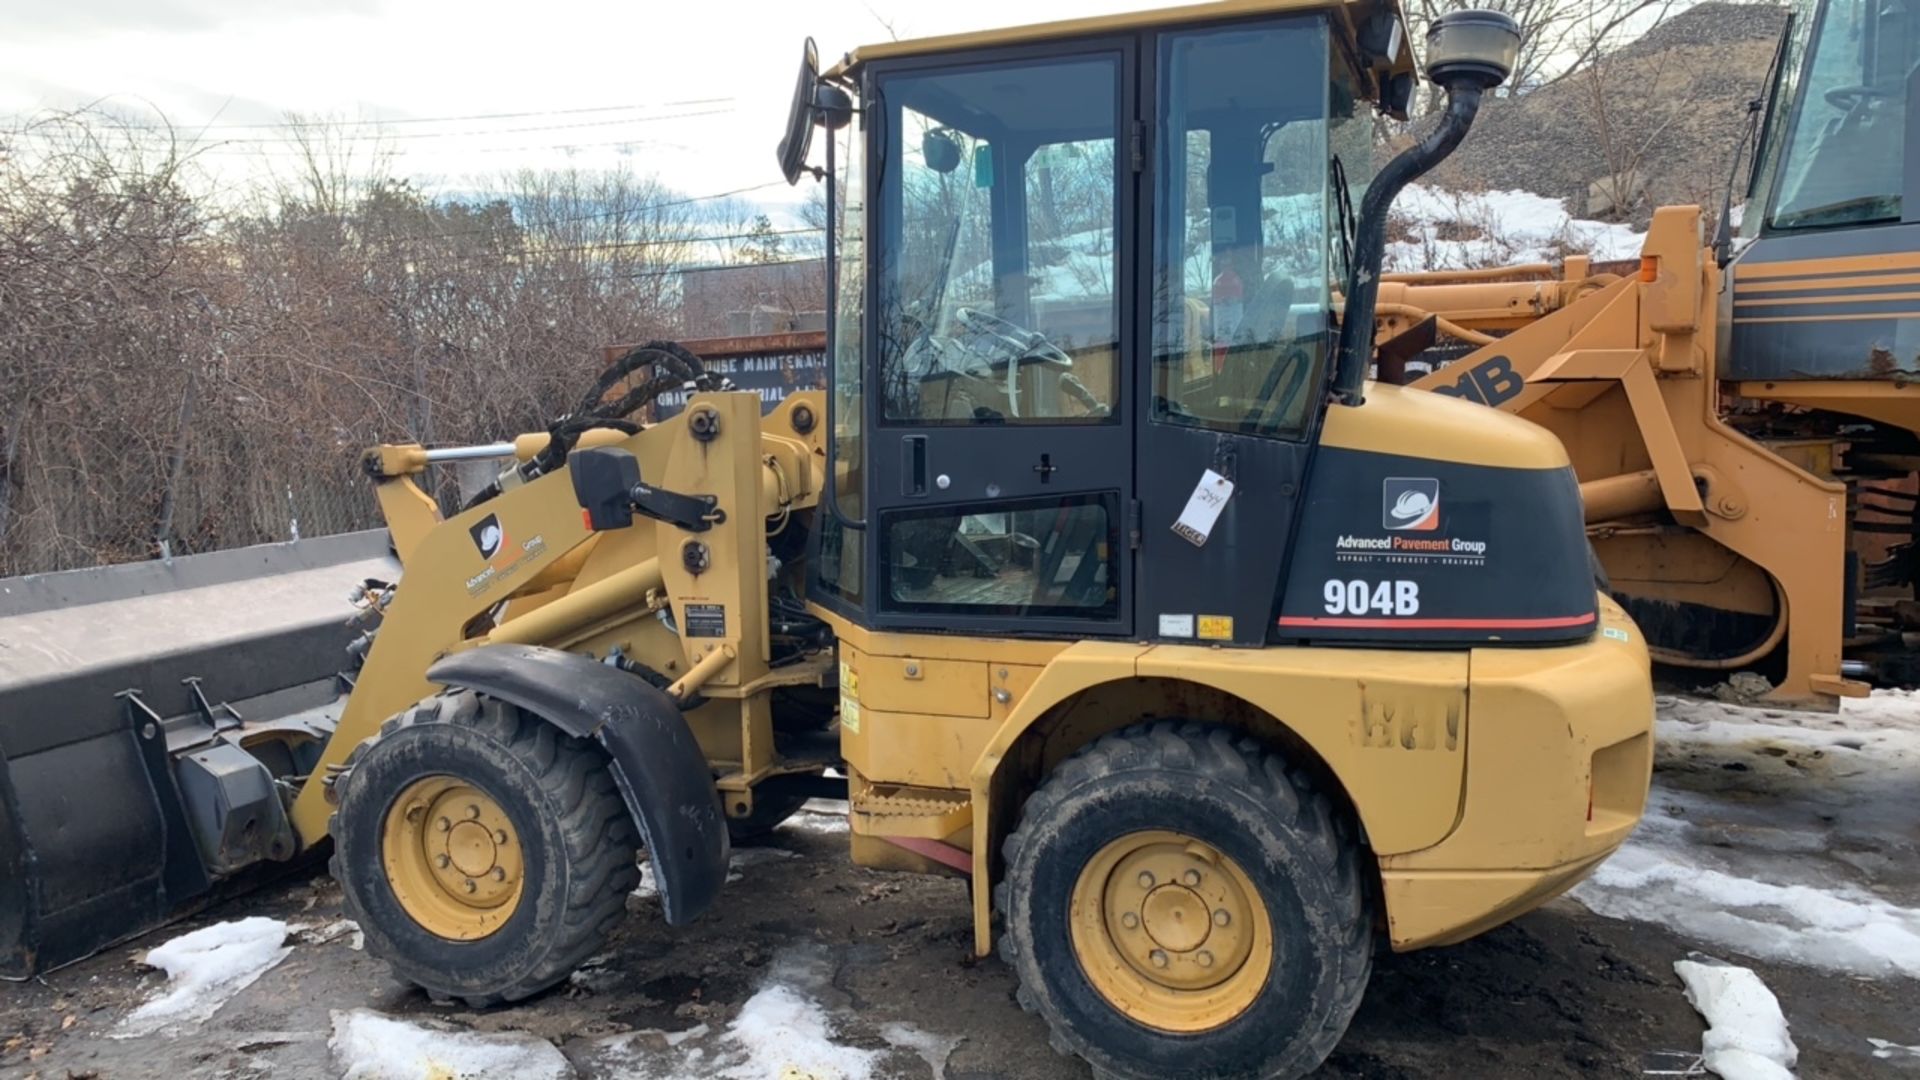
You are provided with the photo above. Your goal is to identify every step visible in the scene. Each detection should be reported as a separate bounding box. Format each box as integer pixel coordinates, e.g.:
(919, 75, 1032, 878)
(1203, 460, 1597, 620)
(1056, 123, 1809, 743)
(850, 784, 972, 840)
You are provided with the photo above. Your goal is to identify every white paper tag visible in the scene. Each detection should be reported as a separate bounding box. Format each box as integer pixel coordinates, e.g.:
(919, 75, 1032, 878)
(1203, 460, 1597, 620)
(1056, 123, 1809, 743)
(1158, 613, 1195, 638)
(1171, 470, 1234, 547)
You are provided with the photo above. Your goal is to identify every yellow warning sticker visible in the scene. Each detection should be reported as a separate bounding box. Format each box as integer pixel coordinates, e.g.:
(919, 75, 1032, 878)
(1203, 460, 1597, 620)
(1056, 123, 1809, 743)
(1197, 614, 1234, 640)
(840, 694, 861, 734)
(839, 660, 859, 699)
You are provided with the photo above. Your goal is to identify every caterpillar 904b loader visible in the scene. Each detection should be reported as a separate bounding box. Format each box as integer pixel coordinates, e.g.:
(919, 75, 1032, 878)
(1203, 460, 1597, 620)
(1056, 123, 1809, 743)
(2, 3, 1655, 1077)
(1363, 0, 1920, 709)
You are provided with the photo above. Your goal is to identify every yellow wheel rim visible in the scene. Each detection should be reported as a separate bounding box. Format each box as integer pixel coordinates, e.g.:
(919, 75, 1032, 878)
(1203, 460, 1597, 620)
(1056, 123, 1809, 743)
(381, 777, 525, 940)
(1068, 830, 1273, 1033)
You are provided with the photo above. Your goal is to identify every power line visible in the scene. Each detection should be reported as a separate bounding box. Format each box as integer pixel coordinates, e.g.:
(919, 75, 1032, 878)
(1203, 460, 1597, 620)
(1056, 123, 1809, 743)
(254, 181, 797, 246)
(412, 225, 824, 263)
(115, 107, 737, 144)
(12, 107, 736, 152)
(9, 98, 737, 132)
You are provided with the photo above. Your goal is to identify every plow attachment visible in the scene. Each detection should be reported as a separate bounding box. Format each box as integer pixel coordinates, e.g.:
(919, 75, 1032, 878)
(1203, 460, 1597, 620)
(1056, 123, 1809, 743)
(0, 532, 394, 978)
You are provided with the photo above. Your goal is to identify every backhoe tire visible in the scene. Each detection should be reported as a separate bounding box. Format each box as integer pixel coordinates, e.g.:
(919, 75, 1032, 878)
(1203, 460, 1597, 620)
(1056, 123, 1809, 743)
(995, 721, 1371, 1080)
(329, 690, 639, 1007)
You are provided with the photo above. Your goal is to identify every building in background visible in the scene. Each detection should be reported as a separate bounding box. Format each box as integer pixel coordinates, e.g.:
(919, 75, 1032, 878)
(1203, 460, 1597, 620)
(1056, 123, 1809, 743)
(679, 259, 827, 339)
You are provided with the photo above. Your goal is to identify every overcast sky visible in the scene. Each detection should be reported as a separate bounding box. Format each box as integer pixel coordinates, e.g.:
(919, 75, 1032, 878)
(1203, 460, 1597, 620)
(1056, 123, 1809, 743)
(0, 0, 1172, 218)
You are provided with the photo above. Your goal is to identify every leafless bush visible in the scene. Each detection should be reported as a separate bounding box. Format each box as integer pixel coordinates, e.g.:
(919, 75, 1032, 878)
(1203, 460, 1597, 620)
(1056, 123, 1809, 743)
(0, 108, 735, 576)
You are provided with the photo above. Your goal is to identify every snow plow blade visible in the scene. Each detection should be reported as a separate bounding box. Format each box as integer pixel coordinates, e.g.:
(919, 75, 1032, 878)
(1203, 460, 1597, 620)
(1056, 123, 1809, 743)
(0, 532, 395, 978)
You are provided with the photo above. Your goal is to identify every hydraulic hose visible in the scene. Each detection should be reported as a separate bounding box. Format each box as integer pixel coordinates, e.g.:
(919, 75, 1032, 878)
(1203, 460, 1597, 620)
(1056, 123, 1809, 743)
(1331, 83, 1489, 405)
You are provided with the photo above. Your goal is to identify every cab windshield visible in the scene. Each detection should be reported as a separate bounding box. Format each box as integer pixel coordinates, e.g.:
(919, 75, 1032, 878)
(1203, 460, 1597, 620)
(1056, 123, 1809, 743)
(1768, 0, 1917, 230)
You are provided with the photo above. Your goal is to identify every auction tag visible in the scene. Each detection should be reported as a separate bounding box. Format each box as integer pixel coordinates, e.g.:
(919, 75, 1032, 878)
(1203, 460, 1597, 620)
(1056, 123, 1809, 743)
(1172, 470, 1234, 547)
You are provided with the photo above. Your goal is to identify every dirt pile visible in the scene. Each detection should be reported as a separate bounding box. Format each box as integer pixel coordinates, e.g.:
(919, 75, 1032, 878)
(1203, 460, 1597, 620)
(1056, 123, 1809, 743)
(1434, 2, 1788, 222)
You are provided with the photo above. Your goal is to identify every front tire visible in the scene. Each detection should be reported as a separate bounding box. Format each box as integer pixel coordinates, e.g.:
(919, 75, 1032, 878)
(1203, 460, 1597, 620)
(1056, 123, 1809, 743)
(330, 691, 639, 1006)
(996, 721, 1371, 1080)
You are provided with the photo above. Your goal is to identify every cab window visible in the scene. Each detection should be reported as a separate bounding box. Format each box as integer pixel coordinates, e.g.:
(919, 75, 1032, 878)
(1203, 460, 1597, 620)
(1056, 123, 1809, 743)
(1150, 18, 1340, 439)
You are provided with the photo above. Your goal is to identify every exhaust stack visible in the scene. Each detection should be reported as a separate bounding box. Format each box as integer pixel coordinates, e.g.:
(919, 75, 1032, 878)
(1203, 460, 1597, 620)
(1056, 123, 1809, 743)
(1333, 9, 1522, 405)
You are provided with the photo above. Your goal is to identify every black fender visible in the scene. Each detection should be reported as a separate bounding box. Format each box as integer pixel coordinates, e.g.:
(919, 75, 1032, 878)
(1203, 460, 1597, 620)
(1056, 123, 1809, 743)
(426, 644, 728, 925)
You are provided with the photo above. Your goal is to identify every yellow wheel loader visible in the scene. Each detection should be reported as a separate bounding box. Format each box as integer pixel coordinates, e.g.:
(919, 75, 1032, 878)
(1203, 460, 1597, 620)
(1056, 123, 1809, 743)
(1374, 0, 1920, 708)
(0, 4, 1656, 1077)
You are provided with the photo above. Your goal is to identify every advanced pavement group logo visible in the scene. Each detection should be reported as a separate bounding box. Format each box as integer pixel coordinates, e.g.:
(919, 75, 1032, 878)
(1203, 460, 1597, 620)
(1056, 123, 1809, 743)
(1383, 478, 1440, 532)
(470, 513, 505, 559)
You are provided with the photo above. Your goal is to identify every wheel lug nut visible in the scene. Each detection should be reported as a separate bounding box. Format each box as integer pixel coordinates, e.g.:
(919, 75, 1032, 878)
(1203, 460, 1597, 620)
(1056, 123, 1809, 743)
(406, 805, 425, 823)
(1149, 949, 1169, 969)
(1213, 909, 1230, 927)
(1197, 950, 1214, 968)
(466, 804, 482, 820)
(1182, 869, 1201, 886)
(495, 829, 510, 845)
(436, 817, 451, 833)
(463, 878, 477, 893)
(435, 854, 450, 869)
(1137, 871, 1155, 888)
(492, 867, 507, 882)
(1121, 912, 1140, 929)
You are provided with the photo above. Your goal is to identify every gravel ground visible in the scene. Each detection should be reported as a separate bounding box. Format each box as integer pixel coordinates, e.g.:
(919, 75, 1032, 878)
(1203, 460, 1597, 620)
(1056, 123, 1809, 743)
(2, 767, 1915, 1080)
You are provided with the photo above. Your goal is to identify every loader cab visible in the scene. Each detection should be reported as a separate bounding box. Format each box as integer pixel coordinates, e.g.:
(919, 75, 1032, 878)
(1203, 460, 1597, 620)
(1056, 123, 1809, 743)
(795, 0, 1409, 645)
(1727, 0, 1920, 380)
(1747, 0, 1920, 237)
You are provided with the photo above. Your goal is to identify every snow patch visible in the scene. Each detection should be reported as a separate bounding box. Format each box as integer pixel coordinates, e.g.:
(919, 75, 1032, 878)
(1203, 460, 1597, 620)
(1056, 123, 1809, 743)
(1870, 1037, 1920, 1060)
(328, 1008, 572, 1080)
(584, 949, 952, 1080)
(1387, 184, 1646, 270)
(294, 917, 363, 950)
(633, 845, 799, 899)
(631, 861, 658, 900)
(879, 1022, 961, 1080)
(1574, 846, 1920, 978)
(1571, 692, 1920, 979)
(1674, 958, 1799, 1080)
(117, 917, 292, 1038)
(786, 799, 851, 834)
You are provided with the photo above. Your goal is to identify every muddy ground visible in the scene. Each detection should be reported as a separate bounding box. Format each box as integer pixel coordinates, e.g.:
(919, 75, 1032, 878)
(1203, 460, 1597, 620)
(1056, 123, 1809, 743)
(2, 797, 1915, 1080)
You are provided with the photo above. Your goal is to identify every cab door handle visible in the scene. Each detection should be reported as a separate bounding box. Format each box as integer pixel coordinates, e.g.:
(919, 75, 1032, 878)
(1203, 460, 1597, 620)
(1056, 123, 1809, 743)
(902, 435, 927, 496)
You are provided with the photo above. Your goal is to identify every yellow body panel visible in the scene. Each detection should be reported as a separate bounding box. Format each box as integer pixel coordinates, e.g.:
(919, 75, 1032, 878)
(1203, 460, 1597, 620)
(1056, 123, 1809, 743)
(1321, 381, 1571, 469)
(822, 592, 1651, 958)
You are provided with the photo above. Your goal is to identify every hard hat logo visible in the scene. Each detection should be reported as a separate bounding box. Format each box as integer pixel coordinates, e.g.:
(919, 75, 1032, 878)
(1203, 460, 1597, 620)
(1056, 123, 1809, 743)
(1383, 479, 1441, 531)
(470, 515, 505, 560)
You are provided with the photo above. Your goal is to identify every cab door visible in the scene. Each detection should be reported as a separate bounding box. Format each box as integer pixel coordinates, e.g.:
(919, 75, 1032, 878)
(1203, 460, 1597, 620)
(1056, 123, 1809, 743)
(862, 41, 1137, 636)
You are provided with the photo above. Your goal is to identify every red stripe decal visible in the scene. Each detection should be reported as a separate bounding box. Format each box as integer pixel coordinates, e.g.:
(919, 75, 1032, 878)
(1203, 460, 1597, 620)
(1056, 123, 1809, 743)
(1275, 612, 1598, 630)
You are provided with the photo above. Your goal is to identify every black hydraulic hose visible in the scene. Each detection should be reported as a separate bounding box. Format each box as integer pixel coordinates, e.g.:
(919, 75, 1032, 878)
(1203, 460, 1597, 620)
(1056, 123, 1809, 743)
(578, 340, 719, 418)
(1331, 83, 1487, 405)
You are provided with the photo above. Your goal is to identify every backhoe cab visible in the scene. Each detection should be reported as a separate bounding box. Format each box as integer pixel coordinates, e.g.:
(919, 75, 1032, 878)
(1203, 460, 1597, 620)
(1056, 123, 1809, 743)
(1, 4, 1654, 1080)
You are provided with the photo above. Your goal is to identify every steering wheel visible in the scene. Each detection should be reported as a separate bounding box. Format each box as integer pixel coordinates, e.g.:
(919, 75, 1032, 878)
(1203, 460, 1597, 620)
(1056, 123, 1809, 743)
(1825, 84, 1897, 110)
(953, 307, 1075, 365)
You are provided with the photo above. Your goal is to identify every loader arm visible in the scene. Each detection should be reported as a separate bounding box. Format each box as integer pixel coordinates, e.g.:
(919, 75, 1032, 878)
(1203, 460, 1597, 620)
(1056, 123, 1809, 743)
(1403, 208, 1858, 705)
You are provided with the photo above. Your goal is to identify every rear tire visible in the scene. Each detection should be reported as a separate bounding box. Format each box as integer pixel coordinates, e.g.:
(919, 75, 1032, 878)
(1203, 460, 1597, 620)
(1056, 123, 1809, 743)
(330, 691, 639, 1007)
(996, 720, 1371, 1080)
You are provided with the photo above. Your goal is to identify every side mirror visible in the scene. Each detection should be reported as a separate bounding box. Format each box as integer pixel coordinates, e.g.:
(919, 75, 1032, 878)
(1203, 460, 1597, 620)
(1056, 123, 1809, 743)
(922, 129, 962, 174)
(777, 38, 823, 185)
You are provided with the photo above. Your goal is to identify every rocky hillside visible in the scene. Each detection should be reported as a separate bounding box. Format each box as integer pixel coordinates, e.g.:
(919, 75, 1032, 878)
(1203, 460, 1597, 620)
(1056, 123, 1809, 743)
(1433, 2, 1788, 222)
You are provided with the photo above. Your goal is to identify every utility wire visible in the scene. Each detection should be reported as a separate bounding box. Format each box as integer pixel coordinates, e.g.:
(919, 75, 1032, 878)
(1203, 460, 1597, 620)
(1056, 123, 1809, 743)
(383, 226, 824, 265)
(6, 97, 737, 131)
